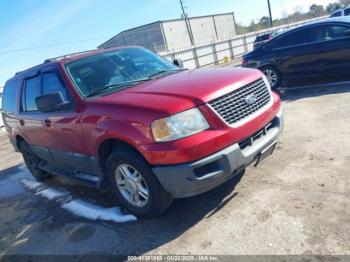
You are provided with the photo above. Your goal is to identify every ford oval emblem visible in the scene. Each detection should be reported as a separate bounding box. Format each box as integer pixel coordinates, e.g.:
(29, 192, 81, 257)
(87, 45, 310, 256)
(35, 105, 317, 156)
(245, 94, 258, 105)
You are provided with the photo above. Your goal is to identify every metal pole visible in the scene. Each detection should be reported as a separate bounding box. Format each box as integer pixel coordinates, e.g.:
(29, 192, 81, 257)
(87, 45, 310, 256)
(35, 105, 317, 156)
(267, 0, 273, 27)
(179, 0, 195, 46)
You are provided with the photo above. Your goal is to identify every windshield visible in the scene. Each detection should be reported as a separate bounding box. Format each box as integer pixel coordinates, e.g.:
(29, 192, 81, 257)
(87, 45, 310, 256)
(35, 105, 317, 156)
(65, 47, 179, 97)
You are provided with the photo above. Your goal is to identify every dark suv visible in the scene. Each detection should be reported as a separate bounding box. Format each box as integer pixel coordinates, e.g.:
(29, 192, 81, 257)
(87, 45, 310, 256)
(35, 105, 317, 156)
(2, 47, 283, 217)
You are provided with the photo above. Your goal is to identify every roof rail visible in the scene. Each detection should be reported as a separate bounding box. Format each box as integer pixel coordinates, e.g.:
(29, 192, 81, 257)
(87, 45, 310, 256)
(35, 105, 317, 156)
(15, 63, 44, 76)
(44, 49, 98, 63)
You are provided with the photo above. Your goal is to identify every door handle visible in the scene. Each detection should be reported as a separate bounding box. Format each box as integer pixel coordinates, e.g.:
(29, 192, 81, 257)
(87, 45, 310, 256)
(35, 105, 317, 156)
(19, 119, 25, 126)
(44, 119, 52, 127)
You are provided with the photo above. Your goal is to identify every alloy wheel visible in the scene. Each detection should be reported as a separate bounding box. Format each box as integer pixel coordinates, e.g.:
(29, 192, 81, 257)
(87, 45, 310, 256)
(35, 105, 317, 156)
(263, 68, 279, 88)
(115, 164, 149, 208)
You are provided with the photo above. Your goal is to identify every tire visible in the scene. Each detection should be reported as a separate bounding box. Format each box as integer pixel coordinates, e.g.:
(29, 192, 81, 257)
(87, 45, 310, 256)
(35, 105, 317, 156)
(20, 141, 50, 181)
(260, 66, 281, 90)
(106, 148, 173, 218)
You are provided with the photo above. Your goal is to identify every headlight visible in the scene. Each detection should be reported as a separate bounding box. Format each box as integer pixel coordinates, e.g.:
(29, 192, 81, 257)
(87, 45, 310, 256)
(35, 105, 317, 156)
(262, 75, 272, 91)
(151, 108, 210, 142)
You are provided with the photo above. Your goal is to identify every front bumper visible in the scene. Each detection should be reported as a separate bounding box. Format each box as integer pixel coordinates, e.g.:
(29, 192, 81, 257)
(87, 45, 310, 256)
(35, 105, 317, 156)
(152, 108, 284, 198)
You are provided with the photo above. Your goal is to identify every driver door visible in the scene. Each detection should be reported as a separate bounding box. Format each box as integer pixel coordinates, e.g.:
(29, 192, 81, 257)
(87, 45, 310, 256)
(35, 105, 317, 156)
(39, 68, 97, 174)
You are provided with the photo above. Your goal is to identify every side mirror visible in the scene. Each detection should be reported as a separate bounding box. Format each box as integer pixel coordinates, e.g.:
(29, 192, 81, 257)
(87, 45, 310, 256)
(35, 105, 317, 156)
(173, 59, 184, 68)
(35, 93, 70, 113)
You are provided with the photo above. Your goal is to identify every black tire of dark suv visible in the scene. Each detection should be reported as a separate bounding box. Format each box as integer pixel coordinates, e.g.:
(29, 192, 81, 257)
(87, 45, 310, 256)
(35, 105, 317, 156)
(106, 148, 173, 218)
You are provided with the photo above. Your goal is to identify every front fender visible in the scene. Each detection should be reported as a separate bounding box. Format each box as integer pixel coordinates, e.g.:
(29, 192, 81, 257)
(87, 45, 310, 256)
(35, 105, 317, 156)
(91, 118, 153, 157)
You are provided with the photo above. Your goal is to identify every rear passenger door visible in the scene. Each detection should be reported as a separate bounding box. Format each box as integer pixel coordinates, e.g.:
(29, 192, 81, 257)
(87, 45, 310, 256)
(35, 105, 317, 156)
(19, 74, 49, 153)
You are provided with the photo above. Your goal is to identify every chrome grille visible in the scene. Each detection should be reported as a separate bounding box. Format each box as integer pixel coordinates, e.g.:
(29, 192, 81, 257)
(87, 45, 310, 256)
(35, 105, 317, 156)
(209, 78, 271, 125)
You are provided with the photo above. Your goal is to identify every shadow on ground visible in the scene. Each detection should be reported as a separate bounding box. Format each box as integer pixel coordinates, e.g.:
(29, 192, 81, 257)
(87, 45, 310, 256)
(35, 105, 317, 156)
(280, 84, 350, 103)
(0, 164, 244, 256)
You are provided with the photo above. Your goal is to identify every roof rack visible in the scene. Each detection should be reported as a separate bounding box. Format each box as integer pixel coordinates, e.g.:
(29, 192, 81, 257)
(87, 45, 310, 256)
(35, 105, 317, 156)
(44, 49, 98, 63)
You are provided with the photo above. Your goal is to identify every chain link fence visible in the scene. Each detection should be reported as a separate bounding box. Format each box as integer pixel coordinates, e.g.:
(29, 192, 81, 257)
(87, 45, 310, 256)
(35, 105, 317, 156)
(159, 16, 326, 69)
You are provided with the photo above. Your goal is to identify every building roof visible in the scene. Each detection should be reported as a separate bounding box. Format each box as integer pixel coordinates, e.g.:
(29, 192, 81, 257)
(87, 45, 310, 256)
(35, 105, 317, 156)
(98, 12, 235, 48)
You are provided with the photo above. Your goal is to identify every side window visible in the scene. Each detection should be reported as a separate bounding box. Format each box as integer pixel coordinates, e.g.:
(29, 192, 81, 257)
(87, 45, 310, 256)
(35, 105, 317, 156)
(42, 71, 68, 101)
(2, 79, 20, 114)
(326, 25, 350, 39)
(345, 8, 350, 16)
(272, 25, 349, 49)
(22, 76, 40, 112)
(272, 30, 307, 48)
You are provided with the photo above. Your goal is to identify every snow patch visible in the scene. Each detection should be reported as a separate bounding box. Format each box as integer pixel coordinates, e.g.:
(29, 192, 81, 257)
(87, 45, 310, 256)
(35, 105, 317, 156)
(20, 179, 137, 223)
(21, 179, 45, 191)
(62, 200, 137, 223)
(35, 188, 66, 200)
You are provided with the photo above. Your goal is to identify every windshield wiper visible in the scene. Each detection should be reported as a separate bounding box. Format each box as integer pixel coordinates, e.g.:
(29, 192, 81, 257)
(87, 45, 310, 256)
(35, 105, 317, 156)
(148, 69, 187, 79)
(86, 79, 150, 97)
(86, 69, 187, 97)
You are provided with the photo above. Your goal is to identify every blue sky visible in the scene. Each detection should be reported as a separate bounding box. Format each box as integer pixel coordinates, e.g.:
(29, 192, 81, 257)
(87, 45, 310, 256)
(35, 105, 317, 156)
(0, 0, 333, 86)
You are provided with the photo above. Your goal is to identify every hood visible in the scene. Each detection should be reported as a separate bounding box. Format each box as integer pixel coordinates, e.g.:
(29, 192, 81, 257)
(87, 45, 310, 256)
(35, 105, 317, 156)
(94, 67, 262, 115)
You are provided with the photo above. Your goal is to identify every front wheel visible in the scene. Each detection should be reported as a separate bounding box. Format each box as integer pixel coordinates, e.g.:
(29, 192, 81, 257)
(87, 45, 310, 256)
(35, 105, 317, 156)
(261, 66, 281, 90)
(106, 149, 172, 218)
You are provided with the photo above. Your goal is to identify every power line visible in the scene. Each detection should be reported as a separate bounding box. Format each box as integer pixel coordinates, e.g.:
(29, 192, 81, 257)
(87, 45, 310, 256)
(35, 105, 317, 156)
(0, 35, 112, 55)
(179, 0, 195, 46)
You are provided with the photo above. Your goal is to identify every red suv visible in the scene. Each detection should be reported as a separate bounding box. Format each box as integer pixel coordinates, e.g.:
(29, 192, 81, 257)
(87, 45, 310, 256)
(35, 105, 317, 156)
(1, 47, 283, 217)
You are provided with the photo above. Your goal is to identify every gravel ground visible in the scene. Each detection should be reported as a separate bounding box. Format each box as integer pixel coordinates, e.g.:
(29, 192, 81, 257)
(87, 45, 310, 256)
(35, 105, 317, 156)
(0, 85, 350, 258)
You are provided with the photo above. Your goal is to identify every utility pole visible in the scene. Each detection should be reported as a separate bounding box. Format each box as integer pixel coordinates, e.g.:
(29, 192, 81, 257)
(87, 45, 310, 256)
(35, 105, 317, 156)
(267, 0, 273, 27)
(179, 0, 195, 46)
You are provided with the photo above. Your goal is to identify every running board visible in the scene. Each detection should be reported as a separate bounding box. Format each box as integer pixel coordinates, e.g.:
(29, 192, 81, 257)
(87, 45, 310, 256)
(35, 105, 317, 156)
(39, 162, 106, 189)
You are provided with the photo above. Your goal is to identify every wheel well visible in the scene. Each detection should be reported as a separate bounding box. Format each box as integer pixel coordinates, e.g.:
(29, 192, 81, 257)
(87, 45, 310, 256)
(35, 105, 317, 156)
(98, 139, 144, 173)
(15, 135, 25, 152)
(258, 64, 280, 75)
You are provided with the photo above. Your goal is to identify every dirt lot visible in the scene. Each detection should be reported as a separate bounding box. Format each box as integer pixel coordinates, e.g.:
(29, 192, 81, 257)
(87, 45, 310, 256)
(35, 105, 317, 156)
(0, 85, 350, 258)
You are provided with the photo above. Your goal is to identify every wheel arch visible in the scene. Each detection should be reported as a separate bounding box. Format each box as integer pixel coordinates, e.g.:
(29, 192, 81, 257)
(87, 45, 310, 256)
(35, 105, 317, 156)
(258, 64, 282, 89)
(258, 64, 280, 73)
(97, 138, 147, 174)
(15, 135, 27, 152)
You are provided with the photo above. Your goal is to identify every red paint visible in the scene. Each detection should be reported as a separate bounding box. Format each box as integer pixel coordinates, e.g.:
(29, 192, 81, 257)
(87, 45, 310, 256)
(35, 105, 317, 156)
(3, 48, 281, 167)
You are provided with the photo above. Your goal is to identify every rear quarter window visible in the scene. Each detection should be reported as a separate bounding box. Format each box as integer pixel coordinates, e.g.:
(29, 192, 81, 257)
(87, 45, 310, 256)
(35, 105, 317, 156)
(2, 79, 20, 115)
(331, 11, 342, 17)
(255, 34, 269, 42)
(22, 76, 40, 112)
(344, 8, 350, 16)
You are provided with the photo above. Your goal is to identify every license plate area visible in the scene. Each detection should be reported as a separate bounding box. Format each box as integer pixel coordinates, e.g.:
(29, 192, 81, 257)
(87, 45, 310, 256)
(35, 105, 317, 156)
(254, 141, 277, 166)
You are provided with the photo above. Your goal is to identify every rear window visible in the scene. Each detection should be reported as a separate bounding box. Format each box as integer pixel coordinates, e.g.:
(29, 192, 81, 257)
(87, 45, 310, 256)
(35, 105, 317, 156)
(2, 79, 20, 114)
(344, 8, 350, 16)
(255, 34, 271, 42)
(22, 76, 40, 112)
(331, 11, 342, 17)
